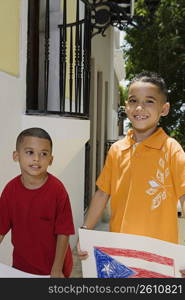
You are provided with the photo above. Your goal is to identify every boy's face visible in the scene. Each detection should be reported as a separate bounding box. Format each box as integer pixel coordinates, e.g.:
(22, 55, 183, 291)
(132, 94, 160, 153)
(13, 136, 53, 178)
(125, 81, 170, 135)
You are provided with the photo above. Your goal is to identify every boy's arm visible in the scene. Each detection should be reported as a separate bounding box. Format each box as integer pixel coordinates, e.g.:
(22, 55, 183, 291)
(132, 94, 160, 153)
(81, 188, 109, 229)
(77, 188, 109, 260)
(50, 234, 69, 278)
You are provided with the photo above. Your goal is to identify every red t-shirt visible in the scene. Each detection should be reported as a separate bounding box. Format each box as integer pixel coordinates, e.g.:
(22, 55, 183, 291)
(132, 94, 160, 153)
(0, 173, 75, 276)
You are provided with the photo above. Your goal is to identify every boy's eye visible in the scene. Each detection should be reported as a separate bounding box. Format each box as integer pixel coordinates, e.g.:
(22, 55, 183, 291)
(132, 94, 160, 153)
(26, 150, 33, 155)
(146, 99, 154, 104)
(128, 99, 136, 103)
(40, 152, 48, 157)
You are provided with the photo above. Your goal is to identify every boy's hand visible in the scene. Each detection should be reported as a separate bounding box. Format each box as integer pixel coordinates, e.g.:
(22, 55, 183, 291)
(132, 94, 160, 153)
(77, 240, 88, 260)
(50, 271, 65, 278)
(180, 269, 185, 278)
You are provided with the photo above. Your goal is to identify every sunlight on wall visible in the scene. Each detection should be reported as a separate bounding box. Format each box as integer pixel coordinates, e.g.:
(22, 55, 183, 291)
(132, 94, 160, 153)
(0, 0, 20, 76)
(60, 0, 76, 23)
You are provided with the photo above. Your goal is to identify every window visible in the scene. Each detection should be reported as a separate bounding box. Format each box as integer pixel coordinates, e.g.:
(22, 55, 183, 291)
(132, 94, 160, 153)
(26, 0, 91, 118)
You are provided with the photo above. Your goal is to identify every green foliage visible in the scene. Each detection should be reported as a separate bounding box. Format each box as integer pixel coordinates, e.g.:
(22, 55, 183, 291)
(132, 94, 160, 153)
(122, 0, 185, 148)
(119, 85, 128, 106)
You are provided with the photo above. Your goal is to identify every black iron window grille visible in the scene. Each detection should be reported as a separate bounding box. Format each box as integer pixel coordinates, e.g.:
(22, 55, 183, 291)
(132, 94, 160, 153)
(81, 0, 161, 36)
(26, 0, 91, 118)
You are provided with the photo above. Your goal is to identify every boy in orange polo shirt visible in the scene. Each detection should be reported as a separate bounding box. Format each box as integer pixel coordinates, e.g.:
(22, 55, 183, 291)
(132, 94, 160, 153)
(78, 71, 185, 276)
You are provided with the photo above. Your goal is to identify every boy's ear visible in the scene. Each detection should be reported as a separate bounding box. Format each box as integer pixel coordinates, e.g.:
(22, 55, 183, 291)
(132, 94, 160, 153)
(161, 102, 170, 117)
(49, 155, 53, 166)
(13, 151, 19, 162)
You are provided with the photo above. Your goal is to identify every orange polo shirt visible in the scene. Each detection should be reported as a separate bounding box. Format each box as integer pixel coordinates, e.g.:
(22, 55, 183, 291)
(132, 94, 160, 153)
(96, 128, 185, 244)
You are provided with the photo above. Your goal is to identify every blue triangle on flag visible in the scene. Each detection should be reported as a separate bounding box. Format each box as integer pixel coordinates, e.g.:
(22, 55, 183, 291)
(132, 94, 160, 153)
(94, 248, 136, 278)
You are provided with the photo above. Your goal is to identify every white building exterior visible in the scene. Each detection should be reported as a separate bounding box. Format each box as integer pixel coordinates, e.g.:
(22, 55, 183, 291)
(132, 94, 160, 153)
(0, 0, 90, 265)
(0, 0, 125, 266)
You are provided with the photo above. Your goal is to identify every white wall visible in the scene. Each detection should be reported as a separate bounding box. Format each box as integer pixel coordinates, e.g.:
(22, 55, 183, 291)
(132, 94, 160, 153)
(91, 27, 118, 140)
(0, 0, 90, 266)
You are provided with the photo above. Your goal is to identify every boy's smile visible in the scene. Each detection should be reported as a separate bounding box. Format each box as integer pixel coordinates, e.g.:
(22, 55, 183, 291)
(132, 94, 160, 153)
(133, 114, 149, 121)
(125, 81, 170, 141)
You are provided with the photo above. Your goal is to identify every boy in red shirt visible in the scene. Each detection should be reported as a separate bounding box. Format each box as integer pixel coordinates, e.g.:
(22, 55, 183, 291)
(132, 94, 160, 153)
(0, 127, 75, 277)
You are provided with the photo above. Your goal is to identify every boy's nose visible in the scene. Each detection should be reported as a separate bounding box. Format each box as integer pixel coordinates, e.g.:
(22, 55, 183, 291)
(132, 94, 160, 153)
(33, 153, 39, 161)
(136, 103, 145, 110)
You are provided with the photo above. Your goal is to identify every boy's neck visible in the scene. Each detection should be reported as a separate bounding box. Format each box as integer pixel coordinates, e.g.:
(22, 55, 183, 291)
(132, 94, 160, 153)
(21, 173, 48, 190)
(132, 127, 158, 143)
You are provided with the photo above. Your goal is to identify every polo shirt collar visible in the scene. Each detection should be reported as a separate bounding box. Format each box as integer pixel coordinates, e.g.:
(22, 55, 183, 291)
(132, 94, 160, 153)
(119, 127, 168, 151)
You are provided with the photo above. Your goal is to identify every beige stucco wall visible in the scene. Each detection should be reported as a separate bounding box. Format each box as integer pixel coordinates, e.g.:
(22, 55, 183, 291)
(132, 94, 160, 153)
(0, 0, 20, 76)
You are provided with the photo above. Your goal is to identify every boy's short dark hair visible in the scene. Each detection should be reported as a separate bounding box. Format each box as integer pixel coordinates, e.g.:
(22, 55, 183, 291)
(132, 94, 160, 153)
(130, 71, 168, 102)
(16, 127, 53, 151)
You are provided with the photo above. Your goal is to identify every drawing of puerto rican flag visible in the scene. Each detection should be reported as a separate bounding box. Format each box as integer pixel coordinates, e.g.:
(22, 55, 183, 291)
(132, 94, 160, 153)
(94, 247, 175, 278)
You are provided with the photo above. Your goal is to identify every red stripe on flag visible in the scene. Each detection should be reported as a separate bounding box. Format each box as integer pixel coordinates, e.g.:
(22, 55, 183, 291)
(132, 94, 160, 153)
(130, 267, 174, 278)
(96, 247, 173, 266)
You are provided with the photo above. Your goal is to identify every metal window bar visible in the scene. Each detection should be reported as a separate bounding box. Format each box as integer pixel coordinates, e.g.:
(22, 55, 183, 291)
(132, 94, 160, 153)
(69, 26, 73, 113)
(75, 0, 83, 114)
(59, 0, 67, 113)
(26, 0, 40, 110)
(84, 141, 91, 211)
(83, 4, 92, 116)
(44, 0, 50, 112)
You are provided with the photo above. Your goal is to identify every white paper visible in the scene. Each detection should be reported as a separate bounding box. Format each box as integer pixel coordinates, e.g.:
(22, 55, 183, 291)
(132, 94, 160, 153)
(0, 262, 49, 278)
(79, 229, 185, 278)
